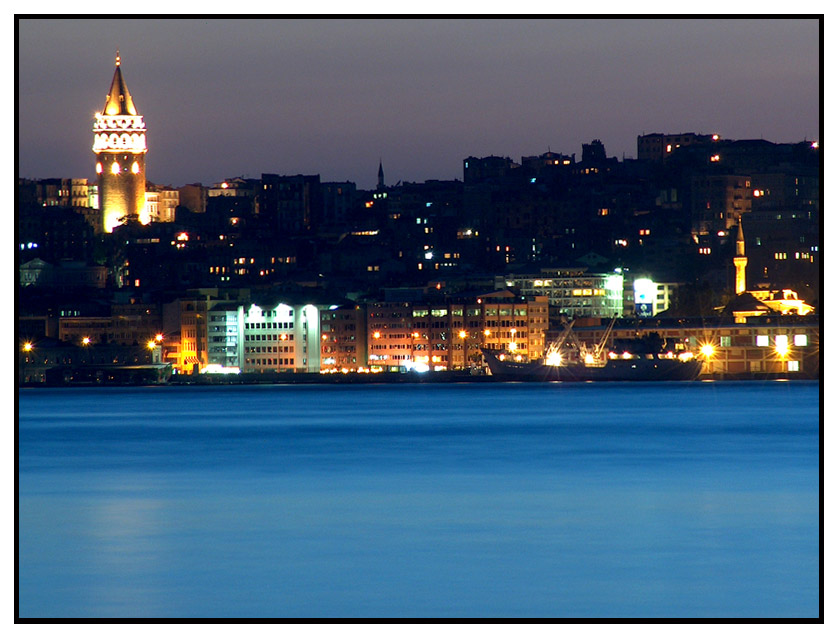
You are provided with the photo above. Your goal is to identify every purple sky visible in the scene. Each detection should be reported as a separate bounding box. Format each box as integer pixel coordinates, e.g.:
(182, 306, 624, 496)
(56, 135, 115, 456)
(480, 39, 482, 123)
(17, 17, 820, 190)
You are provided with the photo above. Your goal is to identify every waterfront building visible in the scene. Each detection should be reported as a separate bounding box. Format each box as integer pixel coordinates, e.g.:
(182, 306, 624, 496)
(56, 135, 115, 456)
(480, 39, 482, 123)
(363, 291, 548, 372)
(58, 302, 163, 346)
(475, 290, 549, 365)
(93, 53, 148, 233)
(240, 299, 325, 374)
(18, 338, 167, 385)
(320, 304, 368, 372)
(365, 301, 415, 370)
(172, 290, 329, 374)
(572, 316, 819, 378)
(204, 302, 243, 373)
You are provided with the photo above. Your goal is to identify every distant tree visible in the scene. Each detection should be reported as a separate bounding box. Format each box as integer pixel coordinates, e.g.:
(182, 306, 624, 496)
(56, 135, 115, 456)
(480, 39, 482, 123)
(668, 282, 723, 317)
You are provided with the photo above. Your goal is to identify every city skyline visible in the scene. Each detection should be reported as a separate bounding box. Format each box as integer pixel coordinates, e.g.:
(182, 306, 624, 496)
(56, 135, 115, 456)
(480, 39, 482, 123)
(17, 17, 820, 190)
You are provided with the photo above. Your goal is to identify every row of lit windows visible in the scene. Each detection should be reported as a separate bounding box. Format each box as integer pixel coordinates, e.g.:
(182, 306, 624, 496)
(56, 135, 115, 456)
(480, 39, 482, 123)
(249, 309, 295, 318)
(755, 334, 808, 347)
(95, 161, 140, 175)
(244, 322, 294, 330)
(245, 358, 294, 366)
(244, 333, 295, 341)
(245, 346, 294, 354)
(773, 252, 815, 261)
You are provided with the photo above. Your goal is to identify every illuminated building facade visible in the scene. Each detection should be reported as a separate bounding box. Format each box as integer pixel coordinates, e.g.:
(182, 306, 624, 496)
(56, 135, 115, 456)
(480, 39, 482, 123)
(320, 305, 368, 372)
(496, 269, 624, 318)
(575, 318, 819, 378)
(93, 53, 148, 233)
(364, 292, 549, 372)
(176, 295, 327, 374)
(240, 301, 322, 374)
(476, 291, 548, 365)
(629, 278, 679, 318)
(145, 185, 179, 223)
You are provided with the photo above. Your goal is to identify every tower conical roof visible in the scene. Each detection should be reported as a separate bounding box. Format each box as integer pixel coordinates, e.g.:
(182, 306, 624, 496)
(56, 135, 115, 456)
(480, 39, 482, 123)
(736, 216, 746, 256)
(103, 52, 138, 116)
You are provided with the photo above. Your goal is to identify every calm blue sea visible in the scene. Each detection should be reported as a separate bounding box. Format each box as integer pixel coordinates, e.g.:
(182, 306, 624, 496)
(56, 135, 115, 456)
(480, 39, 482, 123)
(17, 381, 820, 619)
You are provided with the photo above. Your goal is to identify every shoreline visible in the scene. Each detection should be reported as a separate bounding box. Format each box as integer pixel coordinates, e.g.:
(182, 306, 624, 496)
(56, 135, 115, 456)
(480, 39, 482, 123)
(18, 370, 819, 387)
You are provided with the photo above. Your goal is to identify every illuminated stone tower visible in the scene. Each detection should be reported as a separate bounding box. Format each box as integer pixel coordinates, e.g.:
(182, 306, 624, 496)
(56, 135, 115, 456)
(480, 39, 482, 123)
(733, 216, 748, 295)
(92, 52, 147, 233)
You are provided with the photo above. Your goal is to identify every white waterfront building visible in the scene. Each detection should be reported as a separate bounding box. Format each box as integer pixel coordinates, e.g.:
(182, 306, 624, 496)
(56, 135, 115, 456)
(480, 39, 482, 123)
(205, 299, 327, 374)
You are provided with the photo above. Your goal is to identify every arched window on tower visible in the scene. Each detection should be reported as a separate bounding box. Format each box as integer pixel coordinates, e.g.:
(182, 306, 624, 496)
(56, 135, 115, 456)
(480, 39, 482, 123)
(111, 161, 120, 175)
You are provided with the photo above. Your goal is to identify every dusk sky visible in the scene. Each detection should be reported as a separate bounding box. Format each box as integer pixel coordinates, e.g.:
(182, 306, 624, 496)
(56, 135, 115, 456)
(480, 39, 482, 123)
(18, 17, 820, 190)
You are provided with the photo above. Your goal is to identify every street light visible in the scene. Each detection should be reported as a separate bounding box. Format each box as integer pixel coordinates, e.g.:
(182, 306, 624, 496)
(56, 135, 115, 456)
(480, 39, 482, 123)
(459, 330, 468, 370)
(21, 342, 34, 384)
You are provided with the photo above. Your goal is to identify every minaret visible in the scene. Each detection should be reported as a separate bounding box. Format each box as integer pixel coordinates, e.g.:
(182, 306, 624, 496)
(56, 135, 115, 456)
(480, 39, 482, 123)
(733, 217, 748, 295)
(92, 52, 148, 233)
(377, 160, 385, 191)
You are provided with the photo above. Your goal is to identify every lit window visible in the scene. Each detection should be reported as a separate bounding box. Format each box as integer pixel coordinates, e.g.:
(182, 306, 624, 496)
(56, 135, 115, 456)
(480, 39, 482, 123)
(131, 161, 140, 174)
(111, 161, 120, 175)
(96, 162, 103, 174)
(787, 360, 800, 372)
(794, 334, 808, 347)
(756, 335, 769, 347)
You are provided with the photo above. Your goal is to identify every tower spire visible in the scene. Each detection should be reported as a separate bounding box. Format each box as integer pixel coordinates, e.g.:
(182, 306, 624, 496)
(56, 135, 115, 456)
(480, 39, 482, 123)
(733, 215, 748, 295)
(103, 51, 136, 115)
(377, 159, 385, 190)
